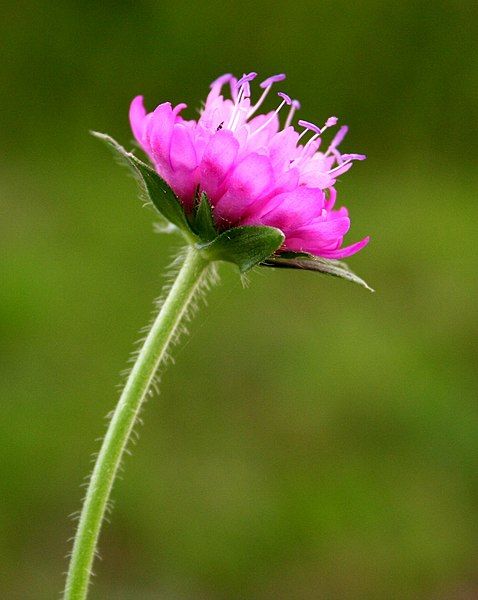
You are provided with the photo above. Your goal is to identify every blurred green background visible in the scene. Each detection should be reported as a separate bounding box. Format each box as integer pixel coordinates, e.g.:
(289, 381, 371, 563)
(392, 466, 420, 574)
(2, 1, 478, 598)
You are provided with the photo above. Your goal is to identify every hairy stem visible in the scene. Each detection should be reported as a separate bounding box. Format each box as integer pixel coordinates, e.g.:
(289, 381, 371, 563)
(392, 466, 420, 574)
(64, 246, 211, 600)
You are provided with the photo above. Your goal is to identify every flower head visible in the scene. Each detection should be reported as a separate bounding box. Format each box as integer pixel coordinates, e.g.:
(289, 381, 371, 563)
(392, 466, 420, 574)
(129, 72, 369, 259)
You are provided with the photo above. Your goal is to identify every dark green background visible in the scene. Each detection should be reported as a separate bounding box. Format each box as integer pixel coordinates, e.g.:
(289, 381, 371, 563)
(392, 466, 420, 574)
(2, 1, 478, 598)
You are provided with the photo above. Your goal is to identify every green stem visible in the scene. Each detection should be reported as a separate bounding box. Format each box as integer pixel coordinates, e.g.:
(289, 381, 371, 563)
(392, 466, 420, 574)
(64, 246, 210, 600)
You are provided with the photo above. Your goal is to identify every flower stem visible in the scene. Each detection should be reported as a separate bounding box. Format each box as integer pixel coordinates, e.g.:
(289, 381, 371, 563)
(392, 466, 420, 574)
(64, 246, 210, 600)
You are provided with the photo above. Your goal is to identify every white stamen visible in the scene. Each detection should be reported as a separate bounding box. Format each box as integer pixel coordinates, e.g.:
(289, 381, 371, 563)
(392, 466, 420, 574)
(246, 85, 272, 119)
(284, 100, 300, 129)
(226, 73, 256, 131)
(328, 160, 353, 175)
(328, 153, 366, 171)
(248, 93, 290, 139)
(227, 82, 248, 130)
(297, 128, 312, 142)
(229, 84, 251, 131)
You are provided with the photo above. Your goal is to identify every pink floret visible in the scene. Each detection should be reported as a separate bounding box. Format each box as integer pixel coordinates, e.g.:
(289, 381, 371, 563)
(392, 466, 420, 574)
(129, 72, 369, 259)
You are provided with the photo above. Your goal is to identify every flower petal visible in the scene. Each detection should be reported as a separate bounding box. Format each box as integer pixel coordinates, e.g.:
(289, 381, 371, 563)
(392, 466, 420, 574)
(169, 123, 197, 171)
(318, 236, 370, 259)
(145, 102, 176, 169)
(129, 96, 147, 148)
(214, 153, 274, 226)
(199, 130, 239, 202)
(247, 187, 325, 231)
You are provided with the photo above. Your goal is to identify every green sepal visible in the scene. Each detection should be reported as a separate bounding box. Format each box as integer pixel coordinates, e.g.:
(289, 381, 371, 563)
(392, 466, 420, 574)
(192, 192, 217, 242)
(198, 226, 285, 273)
(92, 132, 196, 241)
(262, 252, 374, 292)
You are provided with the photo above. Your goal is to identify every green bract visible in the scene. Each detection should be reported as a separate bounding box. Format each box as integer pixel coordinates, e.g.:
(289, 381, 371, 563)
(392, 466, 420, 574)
(192, 192, 217, 242)
(262, 253, 374, 291)
(93, 132, 372, 288)
(93, 132, 193, 237)
(198, 226, 285, 274)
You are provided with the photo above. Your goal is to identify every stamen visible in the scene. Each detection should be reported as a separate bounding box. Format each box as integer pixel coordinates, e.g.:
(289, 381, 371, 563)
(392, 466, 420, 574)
(246, 89, 270, 119)
(292, 119, 328, 167)
(297, 115, 337, 143)
(340, 153, 367, 161)
(298, 120, 322, 135)
(284, 99, 300, 129)
(247, 74, 287, 119)
(328, 153, 366, 176)
(229, 97, 251, 131)
(235, 72, 257, 88)
(259, 73, 286, 89)
(228, 74, 255, 131)
(241, 80, 251, 100)
(328, 162, 354, 176)
(248, 92, 292, 138)
(313, 116, 338, 143)
(277, 92, 292, 105)
(324, 116, 338, 128)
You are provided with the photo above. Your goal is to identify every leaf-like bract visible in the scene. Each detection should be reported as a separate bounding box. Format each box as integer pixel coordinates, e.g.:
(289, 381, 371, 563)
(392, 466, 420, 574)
(262, 252, 374, 291)
(92, 132, 195, 240)
(199, 226, 285, 273)
(193, 193, 217, 242)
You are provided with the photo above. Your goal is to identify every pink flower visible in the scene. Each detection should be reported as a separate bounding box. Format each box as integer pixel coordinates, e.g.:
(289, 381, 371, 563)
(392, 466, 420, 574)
(129, 72, 369, 259)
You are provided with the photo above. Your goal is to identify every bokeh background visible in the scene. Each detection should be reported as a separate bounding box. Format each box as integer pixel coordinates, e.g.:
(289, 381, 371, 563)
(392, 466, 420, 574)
(2, 1, 478, 598)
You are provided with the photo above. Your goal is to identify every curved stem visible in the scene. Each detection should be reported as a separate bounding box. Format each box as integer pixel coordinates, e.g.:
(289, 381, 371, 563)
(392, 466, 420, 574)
(64, 246, 210, 600)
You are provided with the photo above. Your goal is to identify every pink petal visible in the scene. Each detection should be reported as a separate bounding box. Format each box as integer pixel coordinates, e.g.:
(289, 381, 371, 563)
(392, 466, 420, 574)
(328, 125, 348, 151)
(249, 187, 325, 231)
(145, 102, 176, 169)
(318, 236, 370, 259)
(268, 127, 300, 171)
(169, 123, 197, 171)
(313, 216, 350, 238)
(129, 96, 147, 148)
(199, 130, 239, 202)
(166, 170, 199, 211)
(214, 153, 274, 225)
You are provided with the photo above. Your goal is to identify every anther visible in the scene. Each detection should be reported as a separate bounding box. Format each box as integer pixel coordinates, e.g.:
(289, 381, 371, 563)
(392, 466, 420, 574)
(277, 92, 292, 105)
(341, 153, 367, 161)
(298, 120, 322, 135)
(259, 73, 286, 89)
(235, 72, 257, 88)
